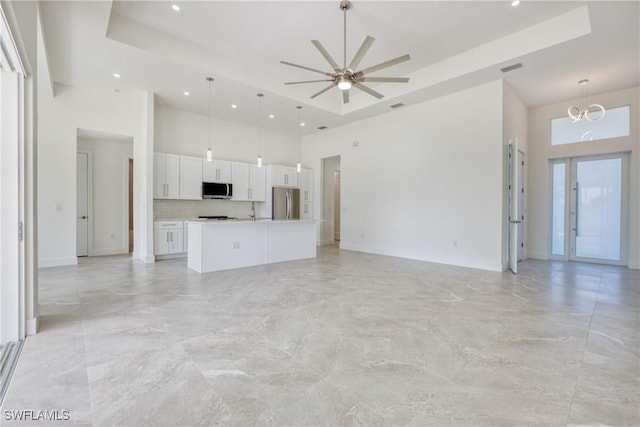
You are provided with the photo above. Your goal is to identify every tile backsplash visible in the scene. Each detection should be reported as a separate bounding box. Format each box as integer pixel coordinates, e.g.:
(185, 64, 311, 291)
(154, 199, 258, 220)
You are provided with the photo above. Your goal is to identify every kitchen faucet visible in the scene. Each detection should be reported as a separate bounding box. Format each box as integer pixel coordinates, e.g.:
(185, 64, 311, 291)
(249, 201, 256, 221)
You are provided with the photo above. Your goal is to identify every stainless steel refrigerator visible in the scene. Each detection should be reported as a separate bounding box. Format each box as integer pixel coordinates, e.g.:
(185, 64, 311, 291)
(272, 187, 300, 220)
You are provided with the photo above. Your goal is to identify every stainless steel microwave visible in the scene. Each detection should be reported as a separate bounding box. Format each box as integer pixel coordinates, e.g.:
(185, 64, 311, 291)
(202, 182, 232, 199)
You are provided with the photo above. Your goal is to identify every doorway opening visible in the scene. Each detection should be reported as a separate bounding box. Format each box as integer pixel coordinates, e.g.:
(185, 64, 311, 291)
(76, 129, 134, 258)
(76, 151, 90, 257)
(322, 156, 341, 246)
(550, 153, 628, 265)
(333, 170, 341, 243)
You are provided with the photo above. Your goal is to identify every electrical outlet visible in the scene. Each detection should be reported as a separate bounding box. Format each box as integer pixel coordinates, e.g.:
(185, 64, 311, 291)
(232, 242, 240, 249)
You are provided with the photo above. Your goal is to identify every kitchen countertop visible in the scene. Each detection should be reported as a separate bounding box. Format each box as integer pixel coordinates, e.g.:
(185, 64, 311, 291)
(187, 218, 315, 224)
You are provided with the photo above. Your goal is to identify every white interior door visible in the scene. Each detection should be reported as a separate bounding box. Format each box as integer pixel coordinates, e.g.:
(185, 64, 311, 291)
(76, 152, 88, 257)
(517, 149, 525, 261)
(508, 138, 522, 273)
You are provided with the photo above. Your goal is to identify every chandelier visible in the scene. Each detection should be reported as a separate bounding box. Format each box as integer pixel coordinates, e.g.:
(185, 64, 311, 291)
(568, 79, 605, 122)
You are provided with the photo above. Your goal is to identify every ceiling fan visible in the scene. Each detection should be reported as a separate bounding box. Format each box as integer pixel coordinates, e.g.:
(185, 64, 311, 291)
(281, 0, 411, 104)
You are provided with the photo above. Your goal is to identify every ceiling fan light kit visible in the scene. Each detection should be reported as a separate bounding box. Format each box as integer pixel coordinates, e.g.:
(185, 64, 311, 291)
(281, 0, 411, 104)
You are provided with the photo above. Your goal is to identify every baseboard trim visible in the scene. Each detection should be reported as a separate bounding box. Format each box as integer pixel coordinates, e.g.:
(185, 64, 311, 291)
(26, 317, 38, 335)
(339, 242, 503, 272)
(38, 257, 78, 268)
(527, 251, 548, 260)
(155, 253, 186, 261)
(89, 247, 128, 257)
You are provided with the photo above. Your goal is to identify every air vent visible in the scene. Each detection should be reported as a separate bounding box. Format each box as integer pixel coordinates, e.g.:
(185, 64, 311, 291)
(317, 125, 328, 130)
(501, 63, 523, 73)
(390, 103, 405, 109)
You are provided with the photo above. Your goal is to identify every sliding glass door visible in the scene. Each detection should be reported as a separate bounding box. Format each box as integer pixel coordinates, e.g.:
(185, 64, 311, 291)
(550, 154, 628, 265)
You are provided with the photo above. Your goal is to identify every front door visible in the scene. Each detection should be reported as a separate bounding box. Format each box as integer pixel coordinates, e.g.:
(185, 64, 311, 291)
(551, 154, 627, 265)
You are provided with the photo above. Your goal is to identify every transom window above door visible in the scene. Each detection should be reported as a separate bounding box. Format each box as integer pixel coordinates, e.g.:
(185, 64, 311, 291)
(550, 105, 630, 146)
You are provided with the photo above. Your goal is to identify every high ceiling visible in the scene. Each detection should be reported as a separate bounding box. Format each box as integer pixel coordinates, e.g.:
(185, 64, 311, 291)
(39, 1, 640, 134)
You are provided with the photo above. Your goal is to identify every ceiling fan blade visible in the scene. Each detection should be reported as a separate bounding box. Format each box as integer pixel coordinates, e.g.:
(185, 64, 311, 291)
(342, 90, 350, 104)
(348, 36, 375, 71)
(310, 84, 336, 99)
(285, 79, 333, 85)
(359, 54, 411, 76)
(311, 40, 341, 71)
(280, 61, 333, 77)
(353, 83, 384, 99)
(359, 77, 410, 83)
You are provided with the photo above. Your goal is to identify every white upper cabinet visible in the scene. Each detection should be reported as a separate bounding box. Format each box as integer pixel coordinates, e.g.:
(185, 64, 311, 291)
(180, 155, 203, 200)
(270, 165, 298, 187)
(154, 153, 180, 199)
(249, 164, 266, 201)
(203, 159, 232, 183)
(231, 162, 266, 202)
(231, 162, 250, 201)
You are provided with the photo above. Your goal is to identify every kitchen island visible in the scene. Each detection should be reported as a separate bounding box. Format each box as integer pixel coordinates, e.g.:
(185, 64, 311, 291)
(186, 219, 316, 273)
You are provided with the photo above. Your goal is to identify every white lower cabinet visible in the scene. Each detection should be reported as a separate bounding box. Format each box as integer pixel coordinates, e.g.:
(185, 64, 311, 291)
(154, 221, 185, 256)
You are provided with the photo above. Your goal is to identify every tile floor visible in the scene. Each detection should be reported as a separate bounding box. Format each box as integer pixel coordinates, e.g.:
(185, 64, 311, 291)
(1, 246, 638, 426)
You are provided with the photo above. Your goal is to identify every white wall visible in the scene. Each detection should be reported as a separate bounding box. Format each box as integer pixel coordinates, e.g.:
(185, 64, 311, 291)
(77, 136, 133, 256)
(37, 84, 148, 267)
(502, 81, 529, 267)
(528, 86, 640, 268)
(303, 80, 505, 271)
(154, 104, 299, 166)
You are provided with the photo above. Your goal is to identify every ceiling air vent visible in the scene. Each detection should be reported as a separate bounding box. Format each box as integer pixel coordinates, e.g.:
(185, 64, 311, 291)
(317, 126, 328, 130)
(501, 63, 523, 73)
(390, 103, 405, 109)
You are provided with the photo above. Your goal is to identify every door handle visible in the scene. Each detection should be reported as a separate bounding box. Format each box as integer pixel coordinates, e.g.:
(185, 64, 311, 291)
(509, 220, 521, 224)
(78, 216, 88, 219)
(574, 182, 579, 237)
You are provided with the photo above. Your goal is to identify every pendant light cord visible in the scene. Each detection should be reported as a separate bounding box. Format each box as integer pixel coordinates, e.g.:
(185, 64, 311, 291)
(258, 95, 262, 157)
(297, 106, 302, 168)
(208, 80, 212, 149)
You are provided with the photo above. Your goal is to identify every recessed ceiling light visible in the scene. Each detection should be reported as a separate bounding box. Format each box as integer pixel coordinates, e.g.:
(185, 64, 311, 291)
(172, 4, 180, 12)
(300, 122, 305, 127)
(269, 114, 275, 119)
(231, 104, 237, 109)
(113, 73, 121, 79)
(511, 0, 520, 6)
(183, 91, 190, 96)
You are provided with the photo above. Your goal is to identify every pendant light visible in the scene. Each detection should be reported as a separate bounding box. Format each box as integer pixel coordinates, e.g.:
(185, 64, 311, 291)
(257, 93, 264, 168)
(296, 106, 303, 173)
(567, 79, 605, 123)
(206, 77, 214, 162)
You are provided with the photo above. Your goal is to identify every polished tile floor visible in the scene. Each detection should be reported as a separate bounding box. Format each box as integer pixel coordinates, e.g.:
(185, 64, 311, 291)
(2, 247, 639, 426)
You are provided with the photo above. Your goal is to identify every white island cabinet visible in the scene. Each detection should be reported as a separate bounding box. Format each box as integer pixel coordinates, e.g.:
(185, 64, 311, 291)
(187, 220, 316, 273)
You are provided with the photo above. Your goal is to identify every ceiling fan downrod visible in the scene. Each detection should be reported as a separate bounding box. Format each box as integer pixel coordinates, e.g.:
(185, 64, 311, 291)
(341, 0, 351, 70)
